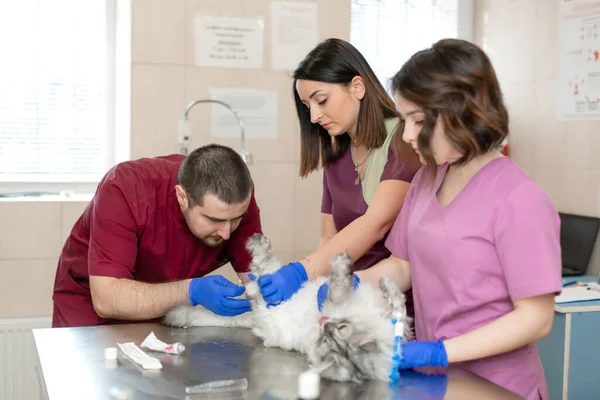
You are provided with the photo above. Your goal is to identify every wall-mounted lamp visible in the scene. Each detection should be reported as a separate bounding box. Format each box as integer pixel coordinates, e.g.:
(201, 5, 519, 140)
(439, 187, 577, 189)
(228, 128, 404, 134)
(177, 99, 253, 165)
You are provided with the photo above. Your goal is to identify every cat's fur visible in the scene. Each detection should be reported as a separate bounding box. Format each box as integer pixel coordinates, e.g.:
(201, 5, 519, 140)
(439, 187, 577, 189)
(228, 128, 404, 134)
(164, 234, 412, 382)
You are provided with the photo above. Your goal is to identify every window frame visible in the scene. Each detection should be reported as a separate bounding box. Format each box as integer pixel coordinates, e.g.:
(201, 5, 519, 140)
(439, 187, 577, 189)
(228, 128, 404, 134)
(0, 0, 124, 195)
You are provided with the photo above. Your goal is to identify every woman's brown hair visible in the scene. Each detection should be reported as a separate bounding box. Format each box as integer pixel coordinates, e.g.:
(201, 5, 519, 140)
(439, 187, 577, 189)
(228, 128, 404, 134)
(390, 39, 509, 175)
(293, 38, 418, 177)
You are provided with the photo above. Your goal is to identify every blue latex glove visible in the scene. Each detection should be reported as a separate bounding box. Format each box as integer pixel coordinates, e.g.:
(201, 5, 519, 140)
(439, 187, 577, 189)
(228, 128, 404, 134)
(317, 273, 361, 311)
(188, 275, 251, 316)
(248, 262, 307, 306)
(394, 340, 448, 370)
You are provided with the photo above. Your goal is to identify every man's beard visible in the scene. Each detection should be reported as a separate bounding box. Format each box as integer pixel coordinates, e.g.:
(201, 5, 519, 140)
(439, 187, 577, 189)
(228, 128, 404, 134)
(200, 235, 225, 247)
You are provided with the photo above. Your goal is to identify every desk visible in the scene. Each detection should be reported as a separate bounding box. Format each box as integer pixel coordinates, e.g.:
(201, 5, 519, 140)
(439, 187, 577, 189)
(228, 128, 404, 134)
(33, 323, 523, 400)
(537, 275, 600, 400)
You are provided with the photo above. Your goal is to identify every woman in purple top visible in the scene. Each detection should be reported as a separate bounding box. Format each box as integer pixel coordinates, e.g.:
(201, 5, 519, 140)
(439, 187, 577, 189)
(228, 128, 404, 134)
(249, 39, 420, 310)
(354, 39, 560, 399)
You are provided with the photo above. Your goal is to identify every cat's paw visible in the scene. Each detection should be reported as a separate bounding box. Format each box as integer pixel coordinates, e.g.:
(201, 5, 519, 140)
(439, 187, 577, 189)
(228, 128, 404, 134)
(379, 277, 405, 315)
(245, 234, 272, 257)
(245, 281, 260, 298)
(329, 252, 353, 275)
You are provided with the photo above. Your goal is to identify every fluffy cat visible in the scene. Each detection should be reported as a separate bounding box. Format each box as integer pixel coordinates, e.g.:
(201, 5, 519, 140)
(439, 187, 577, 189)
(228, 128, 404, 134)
(164, 234, 412, 382)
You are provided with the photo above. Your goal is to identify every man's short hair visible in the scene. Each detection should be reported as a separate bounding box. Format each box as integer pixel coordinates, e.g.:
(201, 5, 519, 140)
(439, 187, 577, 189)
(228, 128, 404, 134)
(177, 144, 252, 206)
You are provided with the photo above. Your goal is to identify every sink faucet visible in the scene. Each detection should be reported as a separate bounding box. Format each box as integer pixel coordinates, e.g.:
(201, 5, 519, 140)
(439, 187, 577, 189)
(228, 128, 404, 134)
(177, 99, 253, 165)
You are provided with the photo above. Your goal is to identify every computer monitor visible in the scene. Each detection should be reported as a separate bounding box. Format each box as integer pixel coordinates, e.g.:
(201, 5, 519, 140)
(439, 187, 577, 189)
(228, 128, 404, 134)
(560, 212, 600, 276)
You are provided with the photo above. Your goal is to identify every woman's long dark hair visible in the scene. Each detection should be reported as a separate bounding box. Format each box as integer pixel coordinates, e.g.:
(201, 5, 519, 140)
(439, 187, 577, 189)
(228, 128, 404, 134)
(293, 38, 418, 177)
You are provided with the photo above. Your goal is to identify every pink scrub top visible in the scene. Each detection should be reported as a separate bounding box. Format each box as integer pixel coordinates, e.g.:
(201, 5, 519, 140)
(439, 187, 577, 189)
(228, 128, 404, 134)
(385, 157, 562, 400)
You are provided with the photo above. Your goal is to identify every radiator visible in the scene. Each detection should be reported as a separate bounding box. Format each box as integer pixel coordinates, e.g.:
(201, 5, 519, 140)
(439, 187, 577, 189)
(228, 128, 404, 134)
(0, 316, 52, 400)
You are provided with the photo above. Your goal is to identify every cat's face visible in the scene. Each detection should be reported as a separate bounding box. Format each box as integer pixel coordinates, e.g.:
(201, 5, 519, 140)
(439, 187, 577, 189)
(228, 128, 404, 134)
(307, 252, 399, 382)
(310, 313, 393, 382)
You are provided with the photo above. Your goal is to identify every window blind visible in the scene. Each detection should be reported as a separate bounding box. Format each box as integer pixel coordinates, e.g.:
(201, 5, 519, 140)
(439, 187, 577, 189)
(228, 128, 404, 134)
(0, 0, 112, 183)
(350, 0, 459, 90)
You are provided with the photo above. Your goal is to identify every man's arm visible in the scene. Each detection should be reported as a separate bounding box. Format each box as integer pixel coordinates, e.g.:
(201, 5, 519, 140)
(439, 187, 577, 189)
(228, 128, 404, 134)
(87, 179, 191, 320)
(90, 276, 191, 320)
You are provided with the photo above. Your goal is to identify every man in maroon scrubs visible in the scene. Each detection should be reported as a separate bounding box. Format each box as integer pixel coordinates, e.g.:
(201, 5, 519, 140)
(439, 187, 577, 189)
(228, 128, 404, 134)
(52, 144, 262, 327)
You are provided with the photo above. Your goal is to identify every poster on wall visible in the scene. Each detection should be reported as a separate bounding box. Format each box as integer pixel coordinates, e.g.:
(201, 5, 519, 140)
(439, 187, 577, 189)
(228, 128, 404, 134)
(194, 16, 264, 69)
(270, 1, 318, 71)
(209, 88, 278, 139)
(556, 0, 600, 120)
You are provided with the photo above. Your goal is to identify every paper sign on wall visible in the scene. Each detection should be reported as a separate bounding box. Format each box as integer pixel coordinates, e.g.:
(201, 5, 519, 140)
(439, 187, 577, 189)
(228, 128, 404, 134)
(194, 16, 264, 69)
(556, 0, 600, 120)
(270, 1, 318, 71)
(209, 88, 278, 139)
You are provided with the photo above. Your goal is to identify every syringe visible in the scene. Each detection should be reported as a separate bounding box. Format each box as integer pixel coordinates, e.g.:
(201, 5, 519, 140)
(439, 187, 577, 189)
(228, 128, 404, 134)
(185, 378, 248, 394)
(389, 312, 404, 380)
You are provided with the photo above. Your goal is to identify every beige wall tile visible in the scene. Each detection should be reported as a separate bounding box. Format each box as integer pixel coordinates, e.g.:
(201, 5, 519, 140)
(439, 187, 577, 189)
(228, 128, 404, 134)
(531, 165, 599, 217)
(294, 170, 322, 253)
(502, 0, 536, 84)
(274, 251, 295, 265)
(249, 162, 297, 254)
(502, 82, 535, 170)
(130, 65, 185, 159)
(132, 0, 186, 64)
(0, 259, 57, 317)
(534, 0, 558, 80)
(317, 0, 350, 41)
(0, 203, 62, 259)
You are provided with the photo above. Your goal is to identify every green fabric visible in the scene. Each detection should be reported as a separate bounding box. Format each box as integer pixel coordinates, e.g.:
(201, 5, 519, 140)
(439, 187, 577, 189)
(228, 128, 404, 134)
(361, 118, 399, 205)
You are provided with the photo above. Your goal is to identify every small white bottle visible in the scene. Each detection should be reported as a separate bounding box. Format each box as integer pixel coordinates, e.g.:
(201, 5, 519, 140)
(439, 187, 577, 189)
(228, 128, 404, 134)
(297, 370, 320, 400)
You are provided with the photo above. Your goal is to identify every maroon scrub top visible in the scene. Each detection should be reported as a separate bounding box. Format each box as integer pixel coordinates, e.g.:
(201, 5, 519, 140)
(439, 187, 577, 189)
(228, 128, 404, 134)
(322, 146, 418, 319)
(322, 146, 417, 271)
(52, 154, 262, 327)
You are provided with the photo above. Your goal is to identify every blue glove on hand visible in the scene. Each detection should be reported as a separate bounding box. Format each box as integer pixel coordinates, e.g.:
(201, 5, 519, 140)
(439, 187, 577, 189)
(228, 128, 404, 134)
(394, 340, 448, 370)
(317, 273, 361, 311)
(188, 275, 251, 316)
(248, 262, 308, 306)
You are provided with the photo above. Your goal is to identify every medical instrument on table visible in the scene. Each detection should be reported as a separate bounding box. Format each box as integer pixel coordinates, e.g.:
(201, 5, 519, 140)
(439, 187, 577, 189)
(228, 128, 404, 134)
(185, 378, 248, 394)
(177, 99, 252, 164)
(297, 370, 320, 400)
(562, 280, 579, 287)
(389, 311, 404, 380)
(117, 342, 162, 370)
(140, 331, 185, 355)
(105, 347, 118, 360)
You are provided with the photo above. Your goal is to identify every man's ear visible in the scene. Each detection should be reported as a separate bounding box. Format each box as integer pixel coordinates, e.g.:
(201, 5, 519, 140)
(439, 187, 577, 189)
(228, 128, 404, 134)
(350, 76, 366, 100)
(175, 185, 188, 209)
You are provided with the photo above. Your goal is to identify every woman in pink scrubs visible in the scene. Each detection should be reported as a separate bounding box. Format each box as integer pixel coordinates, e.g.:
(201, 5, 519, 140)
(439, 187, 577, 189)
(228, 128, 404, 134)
(359, 39, 561, 399)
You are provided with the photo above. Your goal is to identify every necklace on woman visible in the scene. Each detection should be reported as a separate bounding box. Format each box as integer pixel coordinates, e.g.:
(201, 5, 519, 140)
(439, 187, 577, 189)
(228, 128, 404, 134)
(351, 147, 372, 186)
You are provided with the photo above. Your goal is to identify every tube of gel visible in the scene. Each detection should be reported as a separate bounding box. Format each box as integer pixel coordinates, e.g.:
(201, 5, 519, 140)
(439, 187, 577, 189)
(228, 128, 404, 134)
(140, 331, 185, 355)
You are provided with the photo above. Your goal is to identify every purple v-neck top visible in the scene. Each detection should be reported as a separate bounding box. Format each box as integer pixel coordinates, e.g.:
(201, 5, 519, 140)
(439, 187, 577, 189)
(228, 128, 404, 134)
(322, 146, 418, 271)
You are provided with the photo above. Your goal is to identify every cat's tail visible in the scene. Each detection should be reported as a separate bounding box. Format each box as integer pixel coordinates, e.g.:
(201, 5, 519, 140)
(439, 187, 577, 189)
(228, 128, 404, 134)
(163, 305, 254, 329)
